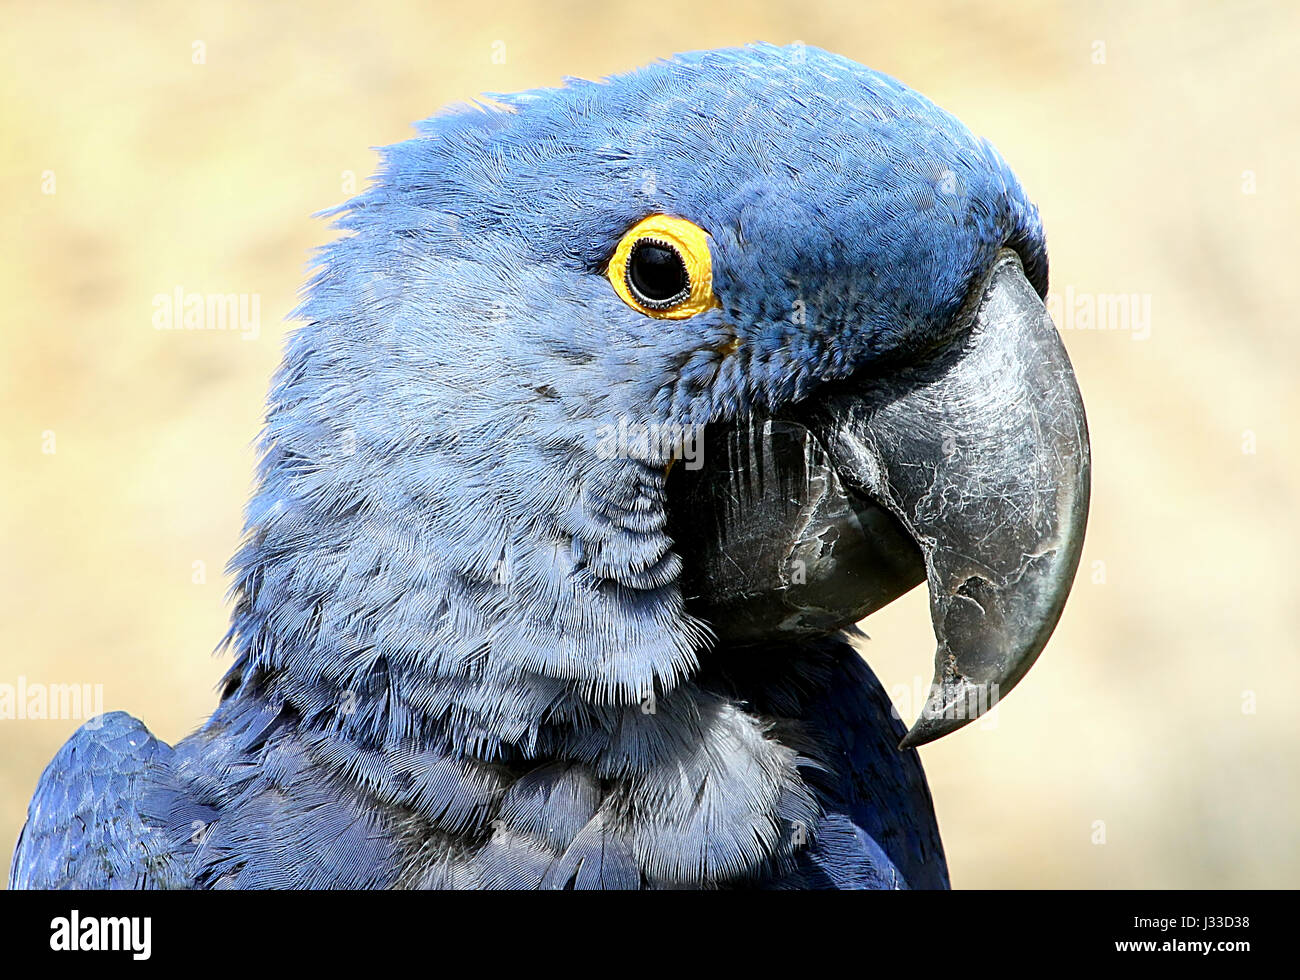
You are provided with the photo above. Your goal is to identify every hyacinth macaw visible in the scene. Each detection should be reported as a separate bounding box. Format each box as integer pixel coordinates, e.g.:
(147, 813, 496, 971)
(11, 44, 1089, 889)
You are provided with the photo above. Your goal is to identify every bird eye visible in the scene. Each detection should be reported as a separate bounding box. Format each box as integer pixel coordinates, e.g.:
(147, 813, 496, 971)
(627, 240, 689, 308)
(608, 215, 719, 319)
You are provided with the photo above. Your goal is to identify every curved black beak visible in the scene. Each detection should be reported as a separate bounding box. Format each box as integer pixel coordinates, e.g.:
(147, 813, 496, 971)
(672, 250, 1091, 748)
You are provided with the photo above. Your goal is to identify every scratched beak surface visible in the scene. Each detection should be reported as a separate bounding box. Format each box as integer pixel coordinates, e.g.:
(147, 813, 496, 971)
(675, 251, 1091, 748)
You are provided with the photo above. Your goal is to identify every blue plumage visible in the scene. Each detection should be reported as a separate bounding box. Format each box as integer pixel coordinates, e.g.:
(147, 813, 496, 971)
(12, 43, 1046, 889)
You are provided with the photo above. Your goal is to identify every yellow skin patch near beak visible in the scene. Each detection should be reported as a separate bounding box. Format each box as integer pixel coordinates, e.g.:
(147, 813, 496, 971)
(608, 214, 721, 319)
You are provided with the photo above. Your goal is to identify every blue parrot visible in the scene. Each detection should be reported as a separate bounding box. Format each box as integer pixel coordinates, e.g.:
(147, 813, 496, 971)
(11, 44, 1089, 889)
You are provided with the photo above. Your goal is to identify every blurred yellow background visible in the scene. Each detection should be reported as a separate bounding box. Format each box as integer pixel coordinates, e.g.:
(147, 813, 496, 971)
(2, 0, 1297, 887)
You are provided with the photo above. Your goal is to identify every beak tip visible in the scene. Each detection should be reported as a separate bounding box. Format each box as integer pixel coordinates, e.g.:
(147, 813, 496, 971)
(897, 675, 999, 750)
(896, 730, 927, 751)
(897, 717, 971, 750)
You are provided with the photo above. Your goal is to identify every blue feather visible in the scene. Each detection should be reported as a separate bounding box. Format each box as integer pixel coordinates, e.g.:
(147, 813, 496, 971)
(12, 43, 1042, 889)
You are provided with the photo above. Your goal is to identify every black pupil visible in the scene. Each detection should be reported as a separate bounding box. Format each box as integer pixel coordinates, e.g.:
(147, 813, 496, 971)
(628, 241, 689, 306)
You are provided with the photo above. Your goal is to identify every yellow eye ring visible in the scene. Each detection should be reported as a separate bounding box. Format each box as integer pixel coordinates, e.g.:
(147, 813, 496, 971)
(608, 215, 720, 319)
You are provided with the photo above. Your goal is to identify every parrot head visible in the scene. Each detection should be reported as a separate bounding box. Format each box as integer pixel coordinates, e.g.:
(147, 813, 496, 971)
(243, 44, 1089, 754)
